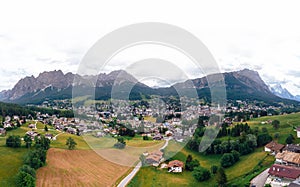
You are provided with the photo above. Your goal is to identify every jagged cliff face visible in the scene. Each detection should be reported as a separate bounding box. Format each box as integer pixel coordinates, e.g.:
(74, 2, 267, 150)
(0, 70, 139, 101)
(174, 69, 271, 94)
(0, 68, 295, 105)
(230, 69, 271, 94)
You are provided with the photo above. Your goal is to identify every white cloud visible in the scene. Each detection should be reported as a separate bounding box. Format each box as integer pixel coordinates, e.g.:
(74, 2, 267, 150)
(1, 1, 300, 95)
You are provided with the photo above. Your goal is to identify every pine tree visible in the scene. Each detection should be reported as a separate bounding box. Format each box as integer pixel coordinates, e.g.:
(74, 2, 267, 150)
(216, 167, 227, 187)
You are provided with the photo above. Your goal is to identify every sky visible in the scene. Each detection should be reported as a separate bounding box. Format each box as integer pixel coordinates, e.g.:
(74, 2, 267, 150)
(1, 1, 300, 95)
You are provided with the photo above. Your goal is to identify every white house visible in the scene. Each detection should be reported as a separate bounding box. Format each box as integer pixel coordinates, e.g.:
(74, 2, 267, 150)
(168, 160, 184, 173)
(297, 127, 300, 138)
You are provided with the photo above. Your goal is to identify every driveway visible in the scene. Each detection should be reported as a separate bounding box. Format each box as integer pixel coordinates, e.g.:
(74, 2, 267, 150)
(117, 137, 171, 187)
(250, 168, 270, 187)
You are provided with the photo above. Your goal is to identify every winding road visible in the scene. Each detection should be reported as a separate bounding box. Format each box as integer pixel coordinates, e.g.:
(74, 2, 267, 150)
(117, 137, 171, 187)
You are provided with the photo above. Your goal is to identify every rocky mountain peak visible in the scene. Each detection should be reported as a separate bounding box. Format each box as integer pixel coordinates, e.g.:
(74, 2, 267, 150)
(231, 68, 271, 94)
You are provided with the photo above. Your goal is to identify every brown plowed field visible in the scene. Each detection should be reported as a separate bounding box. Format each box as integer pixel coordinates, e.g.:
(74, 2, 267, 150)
(36, 148, 130, 187)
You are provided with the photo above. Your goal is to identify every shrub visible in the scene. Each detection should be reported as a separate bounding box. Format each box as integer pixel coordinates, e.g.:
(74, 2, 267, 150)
(15, 171, 35, 187)
(6, 135, 21, 148)
(192, 167, 211, 182)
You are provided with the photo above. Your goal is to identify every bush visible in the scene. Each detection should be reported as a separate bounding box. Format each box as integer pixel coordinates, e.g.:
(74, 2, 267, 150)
(19, 165, 36, 178)
(6, 135, 21, 148)
(220, 153, 238, 168)
(192, 167, 211, 182)
(231, 150, 240, 162)
(272, 120, 280, 129)
(24, 148, 47, 169)
(114, 142, 126, 149)
(274, 132, 280, 139)
(286, 134, 295, 144)
(185, 154, 200, 171)
(15, 171, 35, 187)
(114, 137, 126, 149)
(257, 133, 272, 147)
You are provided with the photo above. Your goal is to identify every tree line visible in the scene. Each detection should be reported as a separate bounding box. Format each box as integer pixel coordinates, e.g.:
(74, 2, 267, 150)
(6, 134, 51, 187)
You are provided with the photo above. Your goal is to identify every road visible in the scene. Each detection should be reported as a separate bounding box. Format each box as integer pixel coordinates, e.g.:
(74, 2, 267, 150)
(117, 137, 171, 187)
(53, 132, 64, 140)
(250, 168, 270, 187)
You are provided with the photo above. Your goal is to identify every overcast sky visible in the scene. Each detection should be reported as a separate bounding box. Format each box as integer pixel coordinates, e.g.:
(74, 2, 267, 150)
(1, 1, 300, 95)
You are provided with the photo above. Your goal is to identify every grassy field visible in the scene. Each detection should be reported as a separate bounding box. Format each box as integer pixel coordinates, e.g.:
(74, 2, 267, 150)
(1, 113, 299, 186)
(36, 148, 130, 187)
(0, 147, 29, 186)
(246, 112, 300, 144)
(128, 142, 273, 187)
(128, 112, 300, 187)
(51, 133, 91, 150)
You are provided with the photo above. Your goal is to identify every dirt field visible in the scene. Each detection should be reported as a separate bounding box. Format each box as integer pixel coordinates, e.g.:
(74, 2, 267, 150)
(36, 148, 130, 187)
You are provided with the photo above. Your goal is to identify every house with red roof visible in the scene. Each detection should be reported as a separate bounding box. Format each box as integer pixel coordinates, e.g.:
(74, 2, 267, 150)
(168, 160, 184, 173)
(268, 164, 300, 180)
(265, 141, 285, 155)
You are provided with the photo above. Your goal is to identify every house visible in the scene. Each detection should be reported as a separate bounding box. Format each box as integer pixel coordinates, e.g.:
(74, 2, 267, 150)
(168, 160, 184, 173)
(153, 133, 163, 140)
(26, 131, 40, 140)
(284, 144, 300, 153)
(0, 128, 6, 136)
(13, 115, 19, 120)
(45, 133, 54, 140)
(95, 132, 105, 137)
(165, 131, 173, 137)
(275, 151, 300, 166)
(28, 124, 36, 129)
(265, 141, 285, 154)
(268, 164, 300, 181)
(297, 127, 300, 138)
(66, 127, 76, 134)
(3, 122, 14, 128)
(145, 150, 163, 167)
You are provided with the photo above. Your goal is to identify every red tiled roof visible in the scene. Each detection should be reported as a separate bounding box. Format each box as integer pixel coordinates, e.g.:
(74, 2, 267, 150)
(268, 164, 300, 179)
(167, 160, 184, 168)
(265, 141, 285, 152)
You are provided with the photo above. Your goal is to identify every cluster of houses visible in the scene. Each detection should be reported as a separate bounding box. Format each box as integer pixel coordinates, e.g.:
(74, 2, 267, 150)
(1, 115, 26, 129)
(264, 141, 300, 186)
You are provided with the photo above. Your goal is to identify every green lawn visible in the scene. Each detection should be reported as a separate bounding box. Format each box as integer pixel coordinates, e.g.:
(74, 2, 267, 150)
(246, 112, 300, 144)
(51, 133, 90, 150)
(129, 145, 272, 187)
(128, 166, 201, 187)
(0, 147, 29, 186)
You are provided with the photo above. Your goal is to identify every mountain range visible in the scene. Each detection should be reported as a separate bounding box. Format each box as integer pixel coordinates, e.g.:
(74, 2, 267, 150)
(269, 83, 300, 102)
(0, 69, 298, 106)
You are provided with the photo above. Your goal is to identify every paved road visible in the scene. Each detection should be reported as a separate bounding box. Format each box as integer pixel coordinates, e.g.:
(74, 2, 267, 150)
(117, 161, 142, 187)
(117, 137, 171, 187)
(250, 168, 270, 187)
(53, 132, 64, 140)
